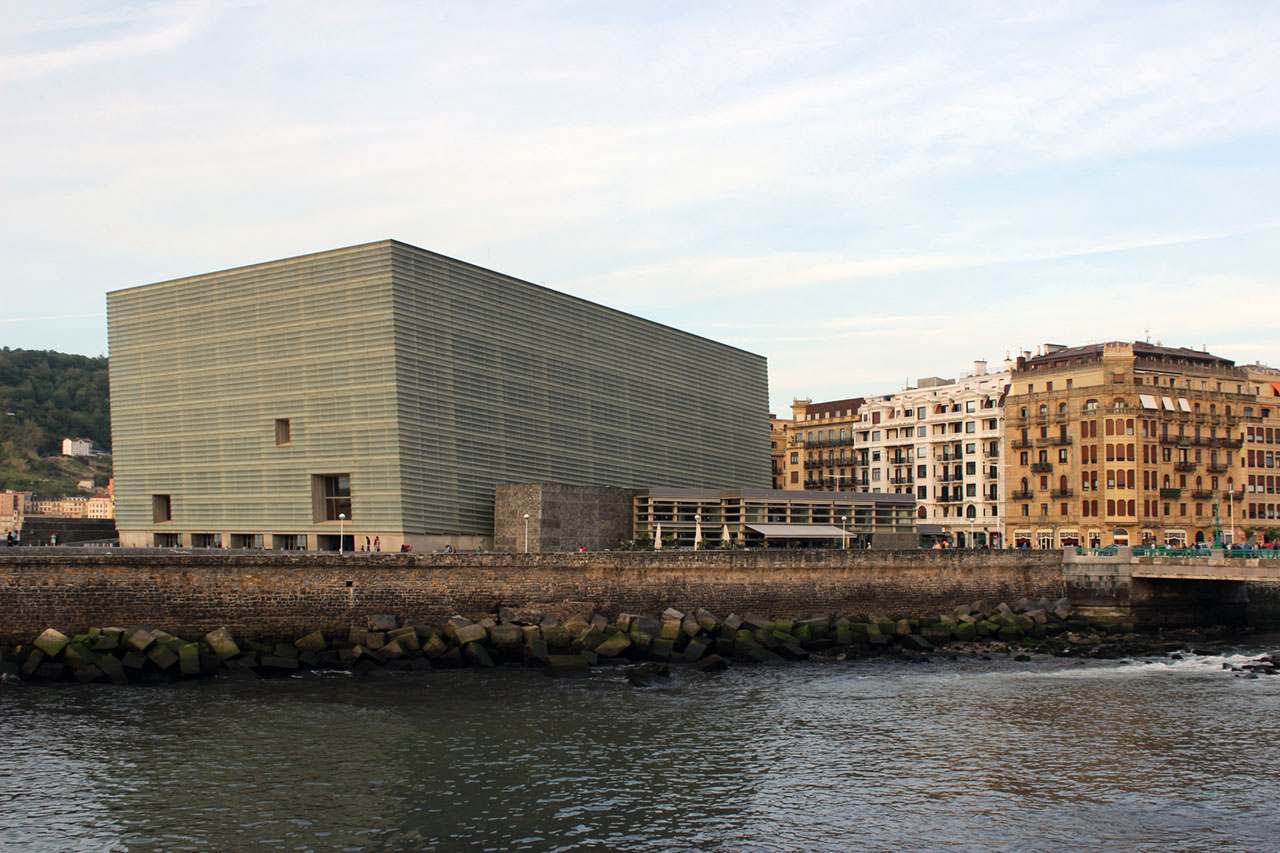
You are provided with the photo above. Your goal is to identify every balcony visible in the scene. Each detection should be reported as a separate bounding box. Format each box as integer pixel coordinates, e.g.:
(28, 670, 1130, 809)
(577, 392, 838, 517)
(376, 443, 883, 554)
(1174, 461, 1197, 472)
(1051, 489, 1074, 498)
(1048, 436, 1072, 446)
(1030, 462, 1054, 473)
(938, 473, 962, 482)
(1012, 439, 1033, 449)
(889, 476, 913, 485)
(984, 449, 1000, 459)
(1192, 490, 1213, 500)
(1011, 489, 1034, 500)
(1208, 463, 1230, 474)
(1160, 488, 1182, 499)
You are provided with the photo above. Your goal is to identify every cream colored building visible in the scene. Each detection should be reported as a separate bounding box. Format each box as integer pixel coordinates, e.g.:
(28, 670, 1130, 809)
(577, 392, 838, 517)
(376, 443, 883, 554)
(850, 360, 1012, 547)
(86, 494, 116, 520)
(783, 397, 864, 492)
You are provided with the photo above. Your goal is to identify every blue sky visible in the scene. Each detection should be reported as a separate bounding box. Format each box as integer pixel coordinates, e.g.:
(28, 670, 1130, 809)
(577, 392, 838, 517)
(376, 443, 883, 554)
(2, 0, 1278, 415)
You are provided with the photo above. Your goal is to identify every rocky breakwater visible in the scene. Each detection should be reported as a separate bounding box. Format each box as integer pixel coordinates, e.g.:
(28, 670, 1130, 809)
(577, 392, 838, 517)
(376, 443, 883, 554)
(0, 597, 1165, 686)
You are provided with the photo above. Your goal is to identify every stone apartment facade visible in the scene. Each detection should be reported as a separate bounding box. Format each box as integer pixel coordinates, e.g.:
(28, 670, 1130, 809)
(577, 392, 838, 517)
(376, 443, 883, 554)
(1002, 341, 1256, 548)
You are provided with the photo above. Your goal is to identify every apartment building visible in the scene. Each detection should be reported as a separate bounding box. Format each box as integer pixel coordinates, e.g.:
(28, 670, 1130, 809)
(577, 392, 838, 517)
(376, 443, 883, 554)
(1241, 365, 1280, 538)
(851, 361, 1012, 547)
(782, 397, 864, 492)
(1003, 341, 1252, 548)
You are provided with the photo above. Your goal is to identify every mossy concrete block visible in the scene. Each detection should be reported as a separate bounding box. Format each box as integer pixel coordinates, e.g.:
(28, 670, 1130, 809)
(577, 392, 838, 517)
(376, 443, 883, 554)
(97, 654, 129, 684)
(628, 630, 654, 653)
(377, 640, 405, 661)
(681, 639, 709, 662)
(922, 628, 952, 646)
(21, 648, 45, 678)
(835, 628, 852, 646)
(748, 646, 784, 663)
(204, 628, 240, 660)
(771, 629, 800, 646)
(541, 626, 572, 648)
(121, 651, 147, 670)
(650, 638, 674, 660)
(777, 642, 808, 660)
(658, 622, 681, 642)
(423, 633, 448, 659)
(365, 631, 386, 651)
(348, 627, 369, 645)
(524, 638, 549, 665)
(489, 624, 525, 649)
(733, 639, 760, 659)
(595, 635, 632, 658)
(976, 620, 999, 637)
(73, 664, 104, 683)
(179, 644, 200, 676)
(93, 634, 120, 652)
(895, 619, 912, 636)
(693, 654, 729, 672)
(868, 634, 891, 647)
(681, 616, 702, 639)
(742, 613, 771, 630)
(63, 642, 98, 668)
(148, 645, 179, 670)
(295, 631, 328, 653)
(125, 629, 157, 653)
(260, 655, 300, 671)
(546, 654, 590, 678)
(997, 627, 1022, 642)
(35, 662, 65, 681)
(272, 643, 300, 660)
(455, 624, 488, 645)
(902, 634, 933, 652)
(695, 608, 720, 632)
(33, 628, 70, 657)
(438, 647, 464, 668)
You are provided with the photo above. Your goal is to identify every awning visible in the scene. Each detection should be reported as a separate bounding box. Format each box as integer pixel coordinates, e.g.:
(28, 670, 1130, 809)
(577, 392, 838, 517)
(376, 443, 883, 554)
(1162, 396, 1176, 411)
(1139, 394, 1159, 409)
(1271, 382, 1280, 397)
(1177, 398, 1191, 412)
(745, 523, 853, 539)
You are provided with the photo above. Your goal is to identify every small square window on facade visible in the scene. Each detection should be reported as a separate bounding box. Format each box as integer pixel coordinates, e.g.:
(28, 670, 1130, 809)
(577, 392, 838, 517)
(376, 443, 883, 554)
(275, 418, 291, 445)
(152, 494, 171, 523)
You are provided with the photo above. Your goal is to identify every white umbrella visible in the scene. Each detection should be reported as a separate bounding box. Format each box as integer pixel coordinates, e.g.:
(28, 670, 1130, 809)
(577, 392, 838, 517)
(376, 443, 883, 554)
(653, 523, 662, 550)
(694, 516, 702, 549)
(721, 524, 731, 546)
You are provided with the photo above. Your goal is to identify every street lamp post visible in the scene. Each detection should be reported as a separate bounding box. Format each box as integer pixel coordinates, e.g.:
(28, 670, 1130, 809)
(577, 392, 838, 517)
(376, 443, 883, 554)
(694, 514, 701, 550)
(338, 513, 345, 554)
(523, 513, 530, 554)
(841, 515, 848, 549)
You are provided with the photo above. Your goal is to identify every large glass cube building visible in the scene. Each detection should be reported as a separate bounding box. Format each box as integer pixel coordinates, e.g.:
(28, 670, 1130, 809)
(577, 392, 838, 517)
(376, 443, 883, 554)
(107, 240, 770, 550)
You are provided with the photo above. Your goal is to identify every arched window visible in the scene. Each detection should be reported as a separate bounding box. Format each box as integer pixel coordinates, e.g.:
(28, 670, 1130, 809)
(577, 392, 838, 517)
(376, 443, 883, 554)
(1039, 404, 1048, 415)
(1163, 474, 1171, 488)
(1059, 475, 1068, 492)
(966, 504, 976, 519)
(917, 506, 927, 519)
(1085, 399, 1098, 411)
(1020, 477, 1029, 491)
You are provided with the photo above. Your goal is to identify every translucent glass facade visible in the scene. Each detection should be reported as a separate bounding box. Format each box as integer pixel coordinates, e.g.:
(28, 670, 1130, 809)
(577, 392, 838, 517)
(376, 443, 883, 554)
(108, 240, 770, 548)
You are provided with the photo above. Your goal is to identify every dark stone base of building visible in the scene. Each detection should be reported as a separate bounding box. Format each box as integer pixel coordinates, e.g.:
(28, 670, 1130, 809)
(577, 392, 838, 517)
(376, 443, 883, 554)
(0, 550, 1063, 642)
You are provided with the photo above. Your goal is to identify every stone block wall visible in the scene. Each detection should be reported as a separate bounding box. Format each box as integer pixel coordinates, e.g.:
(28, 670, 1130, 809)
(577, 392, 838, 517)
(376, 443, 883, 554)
(0, 549, 1064, 642)
(494, 484, 639, 553)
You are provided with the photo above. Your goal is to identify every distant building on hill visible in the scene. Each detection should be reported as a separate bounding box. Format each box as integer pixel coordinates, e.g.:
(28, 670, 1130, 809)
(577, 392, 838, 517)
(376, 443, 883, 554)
(108, 239, 770, 551)
(62, 437, 93, 456)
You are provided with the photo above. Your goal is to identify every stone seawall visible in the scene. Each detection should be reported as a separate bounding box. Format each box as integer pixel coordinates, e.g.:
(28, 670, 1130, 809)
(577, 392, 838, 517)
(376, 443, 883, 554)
(0, 549, 1066, 642)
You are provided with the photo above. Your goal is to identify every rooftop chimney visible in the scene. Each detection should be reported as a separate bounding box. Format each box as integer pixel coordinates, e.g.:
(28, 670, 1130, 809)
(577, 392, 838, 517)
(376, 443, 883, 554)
(973, 360, 987, 376)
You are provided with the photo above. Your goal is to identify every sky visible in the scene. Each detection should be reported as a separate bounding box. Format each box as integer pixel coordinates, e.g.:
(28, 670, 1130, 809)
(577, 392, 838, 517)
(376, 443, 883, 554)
(2, 0, 1278, 416)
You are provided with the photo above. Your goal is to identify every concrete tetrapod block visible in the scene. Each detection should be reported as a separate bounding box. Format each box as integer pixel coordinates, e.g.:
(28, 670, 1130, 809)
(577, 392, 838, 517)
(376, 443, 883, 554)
(545, 654, 591, 678)
(695, 608, 721, 633)
(541, 626, 572, 648)
(454, 624, 488, 646)
(204, 628, 241, 660)
(692, 654, 729, 672)
(96, 654, 129, 685)
(179, 644, 201, 676)
(148, 645, 179, 671)
(126, 628, 157, 654)
(62, 642, 99, 669)
(33, 628, 70, 657)
(523, 639, 549, 666)
(20, 648, 45, 678)
(295, 631, 328, 653)
(594, 635, 632, 658)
